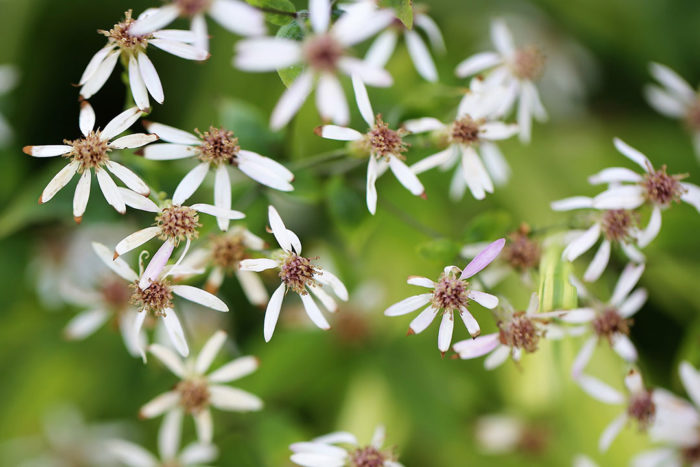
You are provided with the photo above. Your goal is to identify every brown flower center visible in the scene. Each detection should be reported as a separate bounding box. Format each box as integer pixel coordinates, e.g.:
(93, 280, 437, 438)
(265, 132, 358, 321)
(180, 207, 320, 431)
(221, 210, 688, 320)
(601, 209, 636, 242)
(449, 115, 482, 145)
(279, 254, 318, 294)
(683, 443, 700, 464)
(592, 308, 631, 342)
(100, 10, 151, 51)
(176, 379, 210, 413)
(641, 165, 687, 206)
(431, 275, 468, 310)
(196, 126, 240, 166)
(210, 234, 248, 270)
(350, 446, 389, 467)
(130, 279, 173, 316)
(511, 46, 545, 81)
(365, 116, 409, 159)
(64, 131, 110, 171)
(503, 224, 541, 271)
(627, 390, 655, 429)
(498, 312, 542, 353)
(100, 278, 132, 310)
(174, 0, 212, 17)
(156, 205, 201, 244)
(303, 34, 344, 72)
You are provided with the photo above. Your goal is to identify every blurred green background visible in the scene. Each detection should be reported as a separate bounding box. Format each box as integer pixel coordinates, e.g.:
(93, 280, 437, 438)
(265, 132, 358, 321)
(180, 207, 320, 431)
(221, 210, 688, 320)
(1, 0, 699, 465)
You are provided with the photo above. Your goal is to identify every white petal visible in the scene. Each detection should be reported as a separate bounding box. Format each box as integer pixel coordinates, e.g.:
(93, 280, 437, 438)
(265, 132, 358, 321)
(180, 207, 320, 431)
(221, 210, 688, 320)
(151, 29, 199, 43)
(338, 57, 393, 87)
(130, 5, 180, 35)
(612, 334, 638, 362)
(484, 345, 510, 369)
(309, 0, 330, 33)
(437, 311, 454, 352)
(214, 164, 232, 231)
(238, 149, 294, 179)
(313, 269, 348, 300)
(467, 290, 498, 309)
(239, 258, 279, 272)
(479, 142, 510, 186)
(92, 242, 138, 282)
(79, 49, 119, 99)
(102, 107, 142, 140)
(115, 227, 160, 257)
(572, 336, 598, 378)
(105, 439, 159, 467)
(365, 30, 398, 68)
(316, 74, 349, 125)
(680, 182, 700, 213)
(389, 156, 424, 196)
(638, 205, 662, 248)
(270, 71, 314, 130)
(300, 292, 330, 330)
(320, 125, 362, 141)
(453, 333, 499, 358)
(619, 288, 647, 318)
(209, 384, 263, 411)
(517, 84, 533, 143)
(460, 146, 492, 200)
(490, 19, 515, 56)
(79, 101, 95, 136)
(149, 343, 186, 378)
(105, 160, 150, 195)
(40, 161, 78, 204)
(64, 308, 110, 340)
(550, 196, 594, 211)
(613, 138, 653, 172)
(588, 167, 643, 185)
(577, 374, 625, 405)
(405, 30, 437, 82)
(384, 293, 432, 316)
(649, 62, 695, 102)
(143, 143, 199, 160)
(459, 306, 481, 337)
(350, 73, 374, 126)
(79, 45, 115, 85)
(403, 117, 445, 134)
(234, 38, 301, 71)
(96, 168, 126, 213)
(610, 262, 645, 307)
(208, 355, 259, 383)
(331, 3, 394, 46)
(179, 442, 218, 465)
(415, 14, 445, 52)
(24, 144, 72, 158)
(109, 133, 159, 149)
(173, 162, 210, 205)
(118, 188, 160, 212)
(309, 285, 337, 312)
(644, 84, 687, 118)
(267, 205, 294, 252)
(172, 285, 229, 312)
(562, 223, 601, 262)
(479, 122, 519, 140)
(140, 391, 180, 418)
(209, 0, 266, 36)
(158, 407, 183, 461)
(409, 306, 438, 334)
(559, 308, 596, 324)
(583, 239, 611, 282)
(193, 409, 213, 443)
(195, 330, 227, 374)
(150, 39, 209, 61)
(289, 453, 344, 467)
(593, 186, 646, 210)
(679, 361, 700, 408)
(236, 270, 269, 306)
(599, 413, 628, 452)
(455, 52, 502, 78)
(411, 147, 454, 175)
(264, 284, 286, 342)
(406, 276, 434, 288)
(128, 56, 150, 111)
(162, 309, 189, 357)
(143, 122, 199, 145)
(135, 52, 165, 104)
(366, 156, 379, 215)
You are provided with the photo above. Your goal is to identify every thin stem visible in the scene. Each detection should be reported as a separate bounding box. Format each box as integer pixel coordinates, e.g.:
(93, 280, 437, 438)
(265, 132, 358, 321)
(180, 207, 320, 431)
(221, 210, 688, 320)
(289, 149, 349, 170)
(379, 198, 445, 239)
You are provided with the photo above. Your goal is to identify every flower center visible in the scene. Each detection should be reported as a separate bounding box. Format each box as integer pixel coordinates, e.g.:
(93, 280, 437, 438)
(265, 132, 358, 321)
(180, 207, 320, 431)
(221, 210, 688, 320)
(64, 131, 110, 171)
(100, 278, 132, 310)
(498, 312, 541, 353)
(511, 46, 545, 81)
(210, 234, 248, 270)
(365, 116, 408, 158)
(503, 224, 541, 271)
(431, 276, 468, 310)
(350, 446, 388, 467)
(196, 126, 240, 166)
(641, 165, 687, 206)
(130, 279, 173, 316)
(601, 209, 636, 242)
(627, 390, 655, 429)
(592, 308, 631, 342)
(449, 115, 482, 145)
(303, 34, 344, 72)
(156, 205, 201, 244)
(683, 443, 700, 464)
(279, 254, 318, 294)
(100, 10, 151, 52)
(174, 0, 212, 16)
(176, 379, 210, 413)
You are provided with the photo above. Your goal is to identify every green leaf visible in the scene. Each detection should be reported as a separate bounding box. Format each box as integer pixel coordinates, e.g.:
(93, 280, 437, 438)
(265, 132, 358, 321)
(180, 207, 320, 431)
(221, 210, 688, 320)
(378, 0, 413, 29)
(416, 238, 460, 264)
(275, 19, 305, 87)
(325, 176, 366, 229)
(218, 98, 282, 153)
(537, 243, 577, 313)
(461, 210, 512, 244)
(245, 0, 296, 26)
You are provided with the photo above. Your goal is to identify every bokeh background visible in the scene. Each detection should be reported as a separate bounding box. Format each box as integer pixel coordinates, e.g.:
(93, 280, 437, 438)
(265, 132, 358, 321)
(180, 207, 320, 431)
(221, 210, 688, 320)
(1, 0, 699, 465)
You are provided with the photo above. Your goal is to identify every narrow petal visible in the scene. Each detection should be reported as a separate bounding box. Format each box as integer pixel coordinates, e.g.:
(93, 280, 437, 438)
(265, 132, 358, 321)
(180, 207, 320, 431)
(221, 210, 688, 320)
(162, 309, 189, 357)
(316, 74, 349, 125)
(270, 71, 313, 130)
(130, 5, 179, 35)
(583, 239, 611, 282)
(193, 409, 213, 444)
(172, 285, 229, 312)
(453, 333, 499, 358)
(366, 156, 379, 215)
(638, 205, 662, 248)
(577, 374, 625, 405)
(109, 133, 158, 149)
(95, 168, 126, 213)
(208, 355, 259, 383)
(599, 413, 628, 452)
(460, 238, 505, 279)
(572, 336, 598, 378)
(150, 39, 209, 61)
(179, 442, 218, 465)
(105, 439, 159, 467)
(140, 241, 175, 289)
(406, 276, 434, 288)
(459, 306, 481, 337)
(79, 101, 96, 136)
(338, 57, 392, 87)
(118, 188, 160, 212)
(267, 205, 293, 252)
(455, 52, 502, 78)
(484, 345, 510, 369)
(644, 84, 687, 117)
(172, 162, 209, 205)
(613, 138, 653, 172)
(238, 149, 294, 182)
(92, 242, 138, 281)
(589, 167, 644, 185)
(143, 122, 200, 145)
(461, 146, 493, 199)
(384, 293, 432, 317)
(364, 30, 398, 68)
(309, 285, 337, 312)
(409, 306, 438, 334)
(79, 45, 115, 85)
(115, 227, 160, 257)
(40, 161, 78, 204)
(405, 30, 437, 82)
(138, 52, 164, 103)
(158, 407, 183, 462)
(300, 292, 330, 330)
(234, 38, 301, 71)
(195, 330, 227, 374)
(411, 147, 455, 174)
(239, 258, 280, 272)
(610, 262, 645, 307)
(562, 223, 601, 262)
(550, 196, 594, 211)
(313, 269, 348, 300)
(63, 308, 110, 340)
(72, 170, 91, 221)
(618, 288, 648, 318)
(214, 164, 232, 231)
(403, 117, 445, 134)
(144, 143, 199, 160)
(415, 13, 445, 52)
(309, 0, 330, 33)
(128, 56, 150, 111)
(236, 270, 269, 306)
(480, 142, 511, 186)
(209, 0, 265, 36)
(101, 107, 142, 140)
(490, 19, 515, 56)
(149, 343, 186, 378)
(612, 334, 638, 362)
(80, 50, 119, 99)
(649, 62, 695, 101)
(140, 391, 179, 418)
(264, 284, 286, 342)
(209, 385, 263, 411)
(24, 144, 72, 158)
(331, 3, 394, 46)
(389, 156, 425, 196)
(479, 122, 519, 140)
(320, 125, 363, 141)
(679, 361, 700, 408)
(467, 290, 498, 309)
(593, 186, 646, 210)
(105, 160, 150, 195)
(680, 182, 700, 213)
(437, 311, 454, 352)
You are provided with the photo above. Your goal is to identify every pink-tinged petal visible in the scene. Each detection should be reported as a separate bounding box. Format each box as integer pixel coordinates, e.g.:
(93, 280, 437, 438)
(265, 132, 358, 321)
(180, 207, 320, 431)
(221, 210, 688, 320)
(101, 107, 142, 141)
(453, 333, 499, 358)
(39, 161, 79, 204)
(162, 308, 189, 357)
(613, 138, 653, 172)
(384, 293, 432, 317)
(619, 288, 647, 318)
(24, 144, 72, 158)
(583, 239, 611, 282)
(437, 311, 454, 353)
(460, 238, 505, 279)
(455, 52, 502, 78)
(490, 19, 515, 56)
(316, 74, 348, 125)
(550, 196, 593, 211)
(79, 45, 116, 85)
(173, 162, 209, 205)
(588, 167, 643, 185)
(406, 276, 434, 288)
(577, 374, 625, 405)
(95, 168, 125, 213)
(649, 62, 696, 102)
(214, 164, 232, 231)
(364, 30, 397, 69)
(78, 101, 96, 136)
(610, 263, 645, 307)
(150, 39, 209, 61)
(484, 345, 510, 369)
(209, 0, 265, 36)
(309, 0, 331, 33)
(458, 306, 481, 337)
(130, 5, 179, 35)
(79, 49, 119, 99)
(137, 53, 164, 103)
(128, 56, 150, 111)
(140, 391, 180, 418)
(148, 343, 186, 378)
(209, 385, 263, 411)
(105, 160, 150, 196)
(319, 125, 363, 141)
(208, 355, 258, 384)
(389, 156, 425, 196)
(599, 413, 628, 452)
(143, 122, 200, 145)
(264, 284, 285, 342)
(193, 409, 213, 443)
(409, 306, 438, 334)
(593, 186, 646, 210)
(338, 57, 392, 87)
(172, 285, 228, 312)
(270, 71, 313, 130)
(679, 361, 700, 408)
(638, 205, 662, 248)
(613, 334, 638, 362)
(572, 336, 597, 378)
(139, 240, 175, 289)
(562, 223, 600, 262)
(405, 30, 437, 82)
(234, 38, 301, 71)
(195, 330, 227, 374)
(467, 290, 498, 309)
(300, 292, 330, 330)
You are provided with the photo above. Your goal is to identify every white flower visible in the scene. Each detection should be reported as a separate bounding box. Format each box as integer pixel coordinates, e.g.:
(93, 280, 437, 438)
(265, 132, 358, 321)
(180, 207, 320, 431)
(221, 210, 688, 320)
(455, 19, 547, 143)
(355, 1, 445, 82)
(589, 138, 700, 247)
(645, 62, 700, 163)
(139, 330, 262, 444)
(453, 292, 567, 369)
(385, 239, 504, 354)
(79, 9, 209, 110)
(23, 103, 156, 221)
(290, 425, 403, 467)
(177, 226, 269, 306)
(239, 205, 348, 342)
(551, 196, 644, 282)
(234, 0, 393, 129)
(127, 0, 265, 52)
(406, 79, 519, 201)
(142, 121, 293, 230)
(0, 64, 19, 146)
(559, 264, 646, 379)
(93, 239, 229, 357)
(318, 76, 424, 214)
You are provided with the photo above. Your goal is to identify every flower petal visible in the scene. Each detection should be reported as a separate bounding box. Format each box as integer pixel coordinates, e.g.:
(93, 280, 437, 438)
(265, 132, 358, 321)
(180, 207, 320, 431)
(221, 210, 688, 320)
(405, 30, 437, 82)
(316, 74, 349, 125)
(389, 156, 424, 196)
(409, 306, 438, 334)
(593, 186, 646, 210)
(459, 306, 481, 337)
(79, 101, 96, 136)
(208, 355, 259, 383)
(138, 52, 164, 103)
(214, 164, 232, 231)
(437, 311, 454, 352)
(118, 188, 160, 212)
(143, 122, 200, 145)
(150, 39, 209, 61)
(610, 262, 645, 307)
(270, 71, 313, 130)
(234, 38, 301, 71)
(195, 330, 227, 374)
(239, 258, 280, 272)
(130, 4, 180, 35)
(613, 138, 653, 172)
(109, 133, 159, 150)
(40, 161, 78, 203)
(453, 333, 499, 358)
(467, 290, 498, 309)
(572, 336, 597, 378)
(588, 167, 644, 185)
(128, 56, 150, 111)
(115, 227, 161, 257)
(583, 239, 611, 282)
(384, 293, 432, 317)
(209, 0, 266, 36)
(319, 125, 363, 141)
(95, 168, 126, 213)
(309, 0, 330, 33)
(105, 160, 150, 195)
(173, 162, 210, 205)
(562, 223, 601, 262)
(162, 309, 189, 357)
(577, 374, 625, 405)
(172, 285, 229, 312)
(208, 385, 263, 411)
(300, 293, 330, 330)
(460, 238, 505, 279)
(102, 107, 142, 141)
(599, 413, 628, 452)
(264, 284, 285, 342)
(550, 196, 594, 211)
(149, 343, 186, 378)
(638, 205, 662, 248)
(80, 49, 119, 99)
(455, 52, 502, 78)
(63, 308, 110, 340)
(338, 57, 392, 87)
(140, 391, 180, 418)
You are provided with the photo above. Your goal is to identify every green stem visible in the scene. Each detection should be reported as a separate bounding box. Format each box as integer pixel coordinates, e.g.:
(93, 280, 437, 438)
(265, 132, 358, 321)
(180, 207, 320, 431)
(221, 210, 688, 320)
(289, 148, 349, 170)
(379, 198, 445, 239)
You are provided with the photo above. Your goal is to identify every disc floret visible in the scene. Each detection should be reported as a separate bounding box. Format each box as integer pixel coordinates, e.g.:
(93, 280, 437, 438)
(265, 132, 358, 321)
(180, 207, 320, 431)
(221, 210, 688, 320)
(503, 224, 541, 271)
(156, 204, 201, 244)
(449, 115, 483, 145)
(498, 311, 542, 353)
(279, 254, 318, 295)
(592, 308, 631, 343)
(511, 46, 545, 81)
(641, 164, 688, 206)
(64, 131, 110, 172)
(176, 379, 211, 413)
(211, 233, 248, 271)
(303, 34, 344, 72)
(100, 10, 151, 52)
(130, 279, 173, 317)
(431, 273, 469, 311)
(601, 209, 637, 242)
(196, 126, 240, 166)
(364, 115, 409, 159)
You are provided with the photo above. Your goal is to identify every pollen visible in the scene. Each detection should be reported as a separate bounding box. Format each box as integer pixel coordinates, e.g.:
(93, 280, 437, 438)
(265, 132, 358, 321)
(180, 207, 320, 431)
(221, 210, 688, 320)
(279, 254, 318, 295)
(449, 115, 482, 145)
(641, 164, 688, 206)
(627, 390, 655, 429)
(156, 205, 201, 244)
(101, 10, 150, 51)
(601, 209, 636, 242)
(64, 131, 110, 171)
(503, 224, 541, 271)
(130, 279, 173, 316)
(303, 34, 344, 72)
(196, 126, 240, 166)
(350, 446, 388, 467)
(431, 275, 469, 310)
(511, 46, 545, 81)
(210, 233, 248, 270)
(176, 379, 210, 413)
(592, 308, 631, 342)
(365, 116, 409, 159)
(175, 0, 212, 16)
(498, 312, 542, 353)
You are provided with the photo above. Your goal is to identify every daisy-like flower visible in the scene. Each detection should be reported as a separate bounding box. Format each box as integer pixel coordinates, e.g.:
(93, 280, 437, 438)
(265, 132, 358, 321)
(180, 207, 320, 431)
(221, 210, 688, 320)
(590, 138, 700, 247)
(455, 19, 547, 143)
(580, 370, 658, 452)
(139, 330, 262, 444)
(234, 0, 393, 129)
(0, 64, 19, 146)
(177, 226, 269, 306)
(406, 79, 519, 201)
(358, 1, 445, 82)
(384, 238, 505, 354)
(79, 9, 209, 111)
(453, 292, 567, 369)
(645, 62, 700, 162)
(23, 103, 156, 222)
(127, 0, 265, 52)
(551, 196, 644, 282)
(239, 205, 349, 342)
(290, 425, 403, 467)
(112, 190, 245, 268)
(560, 264, 647, 379)
(108, 407, 217, 467)
(141, 121, 294, 230)
(317, 76, 424, 214)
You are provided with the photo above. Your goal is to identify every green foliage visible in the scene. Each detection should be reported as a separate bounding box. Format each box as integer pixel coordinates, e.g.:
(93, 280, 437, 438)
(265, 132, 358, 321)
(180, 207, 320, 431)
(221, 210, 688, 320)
(325, 176, 366, 229)
(461, 210, 512, 243)
(416, 237, 460, 264)
(378, 0, 413, 29)
(246, 0, 296, 26)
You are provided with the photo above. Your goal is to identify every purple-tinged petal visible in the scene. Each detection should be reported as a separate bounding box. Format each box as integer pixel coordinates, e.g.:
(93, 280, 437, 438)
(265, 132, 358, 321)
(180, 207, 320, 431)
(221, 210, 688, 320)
(460, 238, 505, 279)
